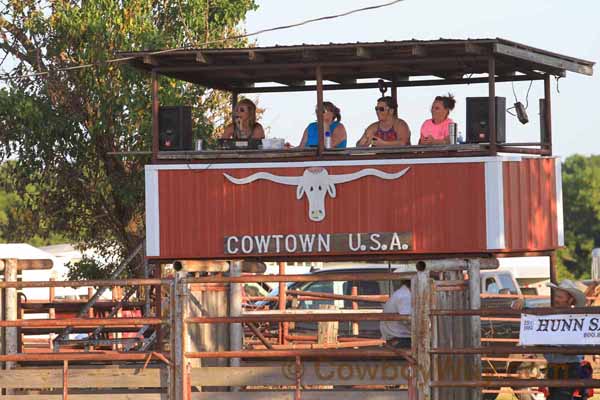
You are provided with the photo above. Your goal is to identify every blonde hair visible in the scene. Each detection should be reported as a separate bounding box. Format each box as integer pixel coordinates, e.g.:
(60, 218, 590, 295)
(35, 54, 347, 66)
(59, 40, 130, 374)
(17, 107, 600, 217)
(237, 98, 258, 129)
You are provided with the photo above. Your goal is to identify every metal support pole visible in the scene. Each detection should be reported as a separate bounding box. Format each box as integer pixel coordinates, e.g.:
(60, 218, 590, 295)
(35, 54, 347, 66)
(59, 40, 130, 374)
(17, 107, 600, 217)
(544, 74, 553, 154)
(151, 71, 159, 163)
(279, 262, 288, 345)
(5, 259, 17, 395)
(468, 261, 482, 400)
(416, 258, 499, 272)
(316, 65, 324, 156)
(488, 57, 497, 155)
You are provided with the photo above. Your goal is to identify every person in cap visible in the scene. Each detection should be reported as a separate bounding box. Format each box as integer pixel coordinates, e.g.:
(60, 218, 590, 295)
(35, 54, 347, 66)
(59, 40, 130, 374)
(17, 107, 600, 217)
(513, 279, 587, 400)
(546, 280, 589, 399)
(380, 280, 411, 348)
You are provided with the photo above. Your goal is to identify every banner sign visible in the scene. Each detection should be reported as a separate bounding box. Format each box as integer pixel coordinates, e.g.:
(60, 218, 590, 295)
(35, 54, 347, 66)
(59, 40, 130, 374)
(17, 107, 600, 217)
(520, 313, 600, 345)
(224, 231, 412, 255)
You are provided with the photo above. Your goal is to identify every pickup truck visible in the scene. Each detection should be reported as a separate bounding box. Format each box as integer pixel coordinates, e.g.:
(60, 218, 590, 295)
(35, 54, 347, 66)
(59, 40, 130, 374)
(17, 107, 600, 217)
(257, 265, 546, 400)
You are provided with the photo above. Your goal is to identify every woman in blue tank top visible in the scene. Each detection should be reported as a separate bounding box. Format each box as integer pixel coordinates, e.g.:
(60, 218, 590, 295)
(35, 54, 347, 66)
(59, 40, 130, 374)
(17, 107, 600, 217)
(299, 101, 347, 148)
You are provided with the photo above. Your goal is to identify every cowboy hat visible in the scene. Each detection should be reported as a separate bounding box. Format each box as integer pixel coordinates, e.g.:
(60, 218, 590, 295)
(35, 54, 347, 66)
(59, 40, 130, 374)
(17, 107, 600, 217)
(546, 279, 587, 307)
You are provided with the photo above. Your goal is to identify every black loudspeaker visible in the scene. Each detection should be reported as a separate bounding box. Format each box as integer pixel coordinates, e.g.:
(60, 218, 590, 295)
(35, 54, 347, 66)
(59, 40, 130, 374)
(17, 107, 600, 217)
(158, 106, 192, 151)
(466, 97, 506, 143)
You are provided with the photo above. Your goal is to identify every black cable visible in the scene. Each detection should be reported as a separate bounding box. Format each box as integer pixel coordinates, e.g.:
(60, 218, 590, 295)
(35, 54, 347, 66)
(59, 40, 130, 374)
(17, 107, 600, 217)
(511, 81, 518, 103)
(0, 0, 407, 81)
(524, 80, 533, 109)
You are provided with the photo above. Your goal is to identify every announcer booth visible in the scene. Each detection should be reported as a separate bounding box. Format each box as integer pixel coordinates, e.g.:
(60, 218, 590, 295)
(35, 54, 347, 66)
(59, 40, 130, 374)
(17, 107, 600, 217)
(121, 39, 594, 400)
(145, 156, 562, 262)
(119, 38, 594, 269)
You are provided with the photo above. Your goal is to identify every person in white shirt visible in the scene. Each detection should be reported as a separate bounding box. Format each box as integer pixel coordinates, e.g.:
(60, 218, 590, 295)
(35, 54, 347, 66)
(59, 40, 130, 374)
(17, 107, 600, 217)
(380, 282, 411, 348)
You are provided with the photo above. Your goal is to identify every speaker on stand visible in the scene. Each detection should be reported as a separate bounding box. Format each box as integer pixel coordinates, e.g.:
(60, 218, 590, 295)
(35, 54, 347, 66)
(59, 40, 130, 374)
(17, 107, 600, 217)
(466, 97, 506, 143)
(158, 106, 193, 151)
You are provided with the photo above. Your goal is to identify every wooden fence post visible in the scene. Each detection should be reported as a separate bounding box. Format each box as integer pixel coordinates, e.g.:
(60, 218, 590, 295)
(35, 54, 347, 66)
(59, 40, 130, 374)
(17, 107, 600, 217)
(229, 262, 243, 368)
(0, 262, 4, 368)
(317, 304, 338, 344)
(5, 258, 18, 396)
(468, 261, 482, 400)
(171, 272, 188, 400)
(414, 269, 431, 400)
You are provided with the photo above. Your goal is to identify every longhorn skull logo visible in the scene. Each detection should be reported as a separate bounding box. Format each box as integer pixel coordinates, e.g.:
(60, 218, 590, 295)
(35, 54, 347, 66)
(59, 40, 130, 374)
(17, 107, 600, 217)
(224, 166, 411, 222)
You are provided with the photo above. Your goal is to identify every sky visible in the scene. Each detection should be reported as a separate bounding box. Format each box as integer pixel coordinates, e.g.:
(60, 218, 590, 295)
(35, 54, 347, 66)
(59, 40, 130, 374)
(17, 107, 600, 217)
(242, 0, 600, 158)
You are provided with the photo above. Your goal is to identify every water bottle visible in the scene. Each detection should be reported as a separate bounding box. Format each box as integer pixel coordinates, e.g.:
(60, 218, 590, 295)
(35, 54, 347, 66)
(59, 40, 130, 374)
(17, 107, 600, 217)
(325, 130, 332, 149)
(458, 131, 464, 144)
(448, 123, 457, 144)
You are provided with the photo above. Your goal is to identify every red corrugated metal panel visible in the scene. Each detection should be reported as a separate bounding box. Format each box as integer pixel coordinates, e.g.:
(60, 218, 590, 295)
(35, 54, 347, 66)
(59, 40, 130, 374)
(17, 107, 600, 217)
(503, 158, 558, 251)
(156, 163, 487, 258)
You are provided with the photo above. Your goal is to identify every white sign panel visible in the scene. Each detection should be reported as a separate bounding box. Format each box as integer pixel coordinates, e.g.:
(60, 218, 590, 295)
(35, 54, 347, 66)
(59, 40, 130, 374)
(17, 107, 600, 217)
(520, 313, 600, 345)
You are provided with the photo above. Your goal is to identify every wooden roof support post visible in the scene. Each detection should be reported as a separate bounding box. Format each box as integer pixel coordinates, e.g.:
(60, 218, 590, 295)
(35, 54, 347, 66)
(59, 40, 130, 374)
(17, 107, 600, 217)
(316, 65, 325, 156)
(544, 74, 553, 155)
(232, 91, 238, 118)
(488, 56, 497, 156)
(391, 79, 398, 117)
(151, 70, 159, 163)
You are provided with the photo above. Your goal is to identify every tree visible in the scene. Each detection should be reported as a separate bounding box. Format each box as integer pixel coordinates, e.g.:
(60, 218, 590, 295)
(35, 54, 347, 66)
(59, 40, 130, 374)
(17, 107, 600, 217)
(0, 0, 258, 277)
(558, 155, 600, 278)
(0, 161, 69, 246)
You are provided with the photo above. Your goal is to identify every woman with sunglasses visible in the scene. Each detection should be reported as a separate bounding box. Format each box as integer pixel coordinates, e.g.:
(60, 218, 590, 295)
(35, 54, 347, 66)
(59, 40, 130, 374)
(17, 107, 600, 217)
(419, 94, 456, 145)
(222, 98, 265, 140)
(356, 96, 411, 147)
(299, 101, 347, 148)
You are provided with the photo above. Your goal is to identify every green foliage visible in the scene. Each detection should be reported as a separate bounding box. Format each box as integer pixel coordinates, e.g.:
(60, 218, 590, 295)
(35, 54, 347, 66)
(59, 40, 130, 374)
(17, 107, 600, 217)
(559, 154, 600, 278)
(65, 254, 116, 282)
(0, 0, 258, 278)
(0, 161, 69, 246)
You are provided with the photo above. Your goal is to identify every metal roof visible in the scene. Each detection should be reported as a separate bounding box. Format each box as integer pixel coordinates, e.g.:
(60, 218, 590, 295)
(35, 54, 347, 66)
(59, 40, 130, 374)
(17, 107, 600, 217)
(120, 38, 594, 91)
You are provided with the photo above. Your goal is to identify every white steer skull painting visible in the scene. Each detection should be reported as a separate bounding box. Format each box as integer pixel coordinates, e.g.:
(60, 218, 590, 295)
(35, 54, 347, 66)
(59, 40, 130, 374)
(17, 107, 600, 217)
(223, 166, 410, 222)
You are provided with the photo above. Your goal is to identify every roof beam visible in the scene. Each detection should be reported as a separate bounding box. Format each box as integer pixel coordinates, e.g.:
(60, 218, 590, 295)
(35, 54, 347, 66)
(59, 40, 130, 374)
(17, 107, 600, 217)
(275, 80, 306, 86)
(388, 75, 409, 82)
(195, 51, 212, 64)
(235, 74, 544, 94)
(230, 82, 255, 89)
(355, 47, 372, 59)
(143, 55, 159, 66)
(329, 78, 357, 85)
(248, 50, 264, 63)
(435, 72, 464, 79)
(411, 45, 427, 57)
(302, 50, 317, 61)
(494, 43, 592, 76)
(465, 43, 488, 55)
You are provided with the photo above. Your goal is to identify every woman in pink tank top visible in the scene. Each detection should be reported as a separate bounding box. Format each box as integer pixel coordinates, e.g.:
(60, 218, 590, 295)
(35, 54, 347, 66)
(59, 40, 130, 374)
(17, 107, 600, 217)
(419, 94, 456, 145)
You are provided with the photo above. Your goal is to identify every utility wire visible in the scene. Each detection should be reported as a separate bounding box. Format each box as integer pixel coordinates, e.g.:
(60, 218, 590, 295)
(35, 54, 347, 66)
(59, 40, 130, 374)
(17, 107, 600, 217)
(0, 0, 406, 81)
